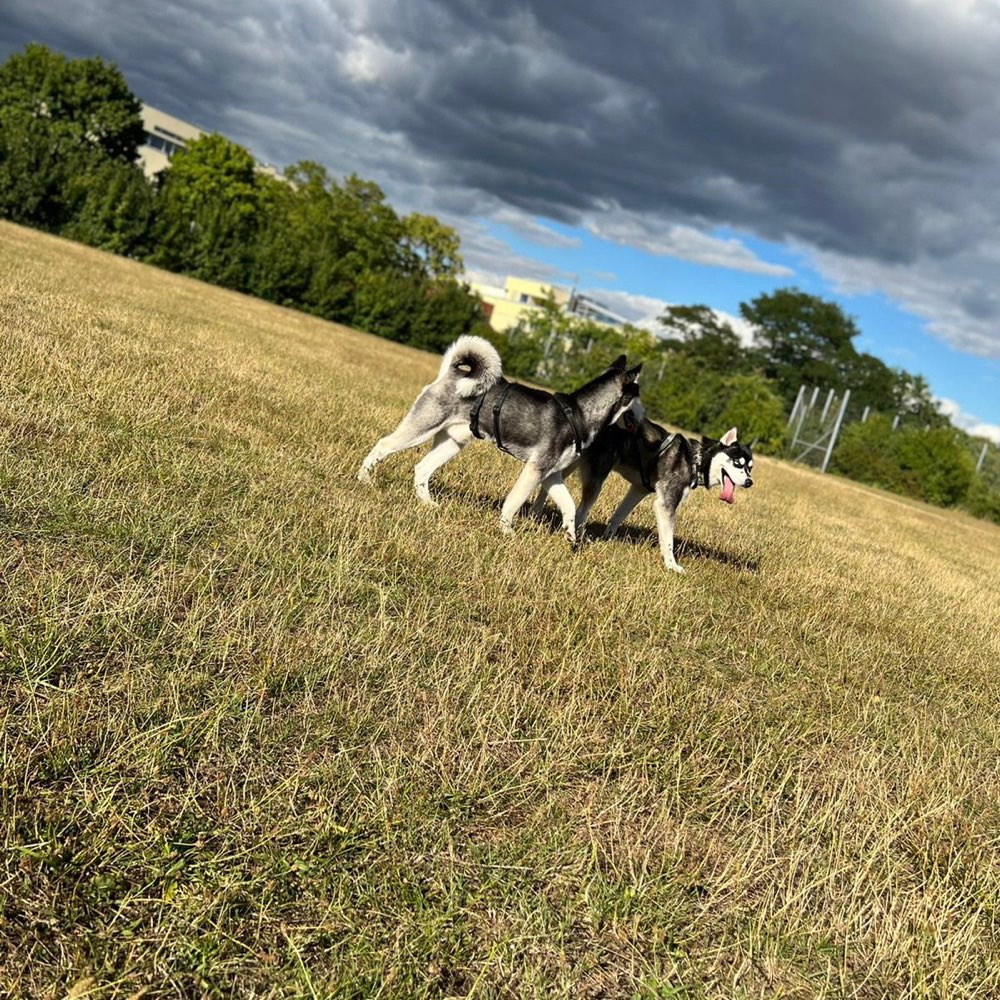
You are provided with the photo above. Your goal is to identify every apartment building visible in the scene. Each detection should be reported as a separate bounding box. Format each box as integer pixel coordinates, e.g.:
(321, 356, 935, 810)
(470, 276, 628, 332)
(137, 104, 284, 182)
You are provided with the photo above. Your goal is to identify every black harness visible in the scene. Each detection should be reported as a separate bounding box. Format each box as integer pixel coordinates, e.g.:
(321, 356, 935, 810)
(468, 380, 497, 444)
(629, 431, 677, 492)
(470, 382, 586, 457)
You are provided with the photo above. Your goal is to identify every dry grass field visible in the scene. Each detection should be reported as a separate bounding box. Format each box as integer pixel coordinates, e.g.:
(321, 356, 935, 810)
(2, 220, 1000, 999)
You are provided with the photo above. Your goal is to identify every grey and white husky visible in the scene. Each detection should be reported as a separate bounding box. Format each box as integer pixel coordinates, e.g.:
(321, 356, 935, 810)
(539, 407, 754, 572)
(357, 335, 642, 542)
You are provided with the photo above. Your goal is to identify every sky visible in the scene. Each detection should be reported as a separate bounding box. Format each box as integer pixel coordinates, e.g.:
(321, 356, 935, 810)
(2, 0, 999, 441)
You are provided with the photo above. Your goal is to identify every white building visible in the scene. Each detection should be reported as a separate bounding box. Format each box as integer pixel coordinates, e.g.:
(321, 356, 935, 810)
(137, 104, 285, 182)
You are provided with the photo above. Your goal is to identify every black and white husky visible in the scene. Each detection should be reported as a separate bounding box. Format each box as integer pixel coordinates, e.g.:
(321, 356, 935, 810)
(538, 407, 754, 572)
(357, 335, 642, 542)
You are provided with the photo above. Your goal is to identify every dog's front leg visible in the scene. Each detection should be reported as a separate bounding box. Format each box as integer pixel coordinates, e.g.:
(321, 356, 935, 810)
(603, 485, 648, 540)
(539, 473, 577, 544)
(499, 464, 544, 536)
(652, 493, 684, 573)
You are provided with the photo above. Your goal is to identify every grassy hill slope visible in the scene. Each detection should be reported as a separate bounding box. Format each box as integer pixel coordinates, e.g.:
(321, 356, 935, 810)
(2, 222, 1000, 999)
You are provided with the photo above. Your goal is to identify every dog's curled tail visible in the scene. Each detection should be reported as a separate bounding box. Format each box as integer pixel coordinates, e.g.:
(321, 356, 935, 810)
(438, 335, 503, 398)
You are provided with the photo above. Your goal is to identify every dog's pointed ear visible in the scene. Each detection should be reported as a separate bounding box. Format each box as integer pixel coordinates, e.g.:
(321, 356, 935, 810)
(720, 427, 738, 446)
(608, 354, 627, 372)
(624, 363, 642, 383)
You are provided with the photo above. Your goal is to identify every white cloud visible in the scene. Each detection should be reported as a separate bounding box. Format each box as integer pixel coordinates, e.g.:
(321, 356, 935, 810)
(805, 243, 1000, 360)
(491, 208, 582, 248)
(585, 206, 794, 277)
(581, 287, 759, 346)
(935, 396, 1000, 443)
(455, 220, 567, 287)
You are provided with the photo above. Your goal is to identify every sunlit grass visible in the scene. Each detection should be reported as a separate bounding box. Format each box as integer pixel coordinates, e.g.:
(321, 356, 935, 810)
(2, 221, 1000, 999)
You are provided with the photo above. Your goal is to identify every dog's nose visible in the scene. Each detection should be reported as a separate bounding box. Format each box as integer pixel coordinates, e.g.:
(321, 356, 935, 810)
(745, 476, 753, 488)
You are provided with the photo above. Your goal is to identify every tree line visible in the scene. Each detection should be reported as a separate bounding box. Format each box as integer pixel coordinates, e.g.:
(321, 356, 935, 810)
(0, 43, 491, 354)
(490, 295, 999, 523)
(1, 43, 996, 523)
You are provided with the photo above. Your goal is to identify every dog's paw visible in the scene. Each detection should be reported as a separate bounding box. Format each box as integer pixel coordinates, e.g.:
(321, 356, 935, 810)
(499, 521, 516, 537)
(664, 561, 685, 575)
(416, 491, 439, 508)
(357, 466, 373, 484)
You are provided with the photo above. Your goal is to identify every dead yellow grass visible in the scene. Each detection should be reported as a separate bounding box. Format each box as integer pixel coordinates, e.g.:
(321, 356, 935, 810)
(2, 221, 1000, 999)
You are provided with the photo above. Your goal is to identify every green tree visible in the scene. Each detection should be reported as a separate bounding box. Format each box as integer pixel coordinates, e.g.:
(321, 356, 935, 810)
(403, 212, 463, 279)
(61, 151, 155, 256)
(0, 118, 69, 229)
(890, 371, 949, 428)
(640, 351, 723, 433)
(0, 43, 144, 163)
(408, 280, 490, 353)
(0, 43, 147, 233)
(740, 288, 860, 404)
(840, 351, 897, 414)
(963, 441, 1000, 524)
(151, 133, 260, 288)
(658, 304, 750, 374)
(713, 373, 787, 454)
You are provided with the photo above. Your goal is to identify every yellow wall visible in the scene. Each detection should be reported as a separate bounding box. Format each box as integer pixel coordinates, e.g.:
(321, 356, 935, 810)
(470, 276, 571, 332)
(504, 277, 569, 308)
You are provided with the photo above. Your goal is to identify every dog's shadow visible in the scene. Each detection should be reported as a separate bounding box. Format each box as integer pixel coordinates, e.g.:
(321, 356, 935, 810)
(591, 522, 760, 573)
(437, 487, 759, 573)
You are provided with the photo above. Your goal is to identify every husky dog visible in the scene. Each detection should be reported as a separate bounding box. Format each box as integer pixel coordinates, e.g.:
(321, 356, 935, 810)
(542, 408, 753, 572)
(357, 335, 642, 542)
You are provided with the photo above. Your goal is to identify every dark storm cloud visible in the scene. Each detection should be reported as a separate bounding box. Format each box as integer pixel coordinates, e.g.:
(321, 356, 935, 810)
(3, 0, 1000, 355)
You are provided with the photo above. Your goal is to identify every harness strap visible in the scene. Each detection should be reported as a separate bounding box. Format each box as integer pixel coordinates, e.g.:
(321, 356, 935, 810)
(635, 432, 677, 491)
(469, 380, 502, 440)
(491, 381, 516, 454)
(553, 393, 584, 455)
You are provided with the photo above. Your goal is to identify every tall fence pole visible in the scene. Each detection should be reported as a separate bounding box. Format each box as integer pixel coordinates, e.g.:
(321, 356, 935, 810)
(861, 405, 870, 423)
(820, 388, 835, 423)
(976, 441, 989, 473)
(821, 389, 850, 473)
(790, 385, 812, 451)
(788, 384, 806, 427)
(892, 414, 900, 430)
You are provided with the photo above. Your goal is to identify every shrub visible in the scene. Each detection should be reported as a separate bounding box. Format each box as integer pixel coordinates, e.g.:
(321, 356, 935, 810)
(832, 418, 975, 507)
(713, 373, 787, 453)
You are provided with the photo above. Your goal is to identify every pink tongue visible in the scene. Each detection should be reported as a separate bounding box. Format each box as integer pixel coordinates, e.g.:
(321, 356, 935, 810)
(720, 475, 736, 504)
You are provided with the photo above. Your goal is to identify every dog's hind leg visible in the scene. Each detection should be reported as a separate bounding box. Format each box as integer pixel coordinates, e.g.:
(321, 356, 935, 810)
(413, 423, 472, 506)
(538, 472, 577, 543)
(499, 463, 544, 536)
(575, 467, 612, 541)
(358, 389, 446, 483)
(603, 485, 648, 540)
